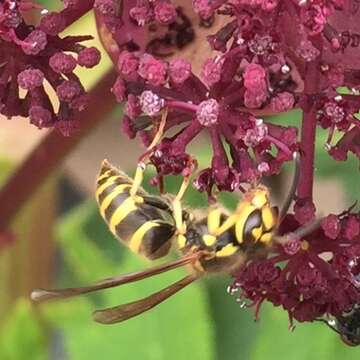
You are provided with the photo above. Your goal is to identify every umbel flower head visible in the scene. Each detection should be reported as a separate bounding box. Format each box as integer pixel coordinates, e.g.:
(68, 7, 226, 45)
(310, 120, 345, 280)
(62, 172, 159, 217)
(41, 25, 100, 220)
(99, 0, 360, 195)
(93, 0, 360, 332)
(0, 0, 101, 135)
(230, 210, 360, 324)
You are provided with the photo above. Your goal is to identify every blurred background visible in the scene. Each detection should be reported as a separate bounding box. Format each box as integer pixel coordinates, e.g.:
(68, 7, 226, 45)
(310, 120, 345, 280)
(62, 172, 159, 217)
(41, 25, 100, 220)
(0, 1, 360, 359)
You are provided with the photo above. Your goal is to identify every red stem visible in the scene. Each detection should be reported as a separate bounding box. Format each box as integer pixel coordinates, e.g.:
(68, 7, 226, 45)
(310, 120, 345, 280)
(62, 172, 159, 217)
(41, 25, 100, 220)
(297, 59, 321, 200)
(0, 70, 117, 232)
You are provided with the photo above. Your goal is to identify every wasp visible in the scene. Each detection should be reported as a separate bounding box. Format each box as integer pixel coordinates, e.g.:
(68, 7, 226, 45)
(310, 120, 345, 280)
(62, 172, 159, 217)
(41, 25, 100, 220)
(316, 306, 360, 346)
(31, 150, 322, 324)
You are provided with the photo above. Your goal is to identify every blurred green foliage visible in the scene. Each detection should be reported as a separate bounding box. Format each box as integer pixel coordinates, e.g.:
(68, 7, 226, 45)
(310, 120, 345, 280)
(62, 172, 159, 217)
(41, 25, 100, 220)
(1, 110, 360, 359)
(2, 175, 358, 359)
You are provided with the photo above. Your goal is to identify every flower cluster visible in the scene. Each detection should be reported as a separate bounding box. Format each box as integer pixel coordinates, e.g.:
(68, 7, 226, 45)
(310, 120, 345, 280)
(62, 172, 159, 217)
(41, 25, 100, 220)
(0, 0, 100, 135)
(2, 0, 360, 339)
(229, 211, 360, 324)
(93, 0, 360, 332)
(96, 0, 359, 196)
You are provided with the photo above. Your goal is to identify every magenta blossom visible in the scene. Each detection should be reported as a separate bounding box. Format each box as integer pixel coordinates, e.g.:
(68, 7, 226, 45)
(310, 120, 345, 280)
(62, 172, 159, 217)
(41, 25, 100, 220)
(0, 0, 100, 135)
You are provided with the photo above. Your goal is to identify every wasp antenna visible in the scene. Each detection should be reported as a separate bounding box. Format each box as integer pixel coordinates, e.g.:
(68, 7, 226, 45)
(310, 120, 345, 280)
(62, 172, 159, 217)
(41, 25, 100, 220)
(93, 274, 198, 324)
(31, 289, 63, 302)
(101, 159, 112, 170)
(279, 152, 300, 220)
(30, 253, 201, 302)
(274, 217, 322, 245)
(292, 217, 322, 239)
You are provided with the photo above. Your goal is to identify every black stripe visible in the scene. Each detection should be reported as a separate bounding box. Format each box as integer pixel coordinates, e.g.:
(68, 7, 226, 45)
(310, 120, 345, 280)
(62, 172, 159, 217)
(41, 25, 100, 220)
(140, 222, 175, 259)
(98, 182, 130, 204)
(104, 189, 131, 224)
(243, 209, 262, 243)
(113, 203, 174, 243)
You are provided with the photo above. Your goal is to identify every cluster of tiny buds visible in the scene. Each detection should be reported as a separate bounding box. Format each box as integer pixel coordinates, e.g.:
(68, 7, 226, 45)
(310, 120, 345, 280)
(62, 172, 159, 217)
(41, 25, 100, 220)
(0, 0, 101, 134)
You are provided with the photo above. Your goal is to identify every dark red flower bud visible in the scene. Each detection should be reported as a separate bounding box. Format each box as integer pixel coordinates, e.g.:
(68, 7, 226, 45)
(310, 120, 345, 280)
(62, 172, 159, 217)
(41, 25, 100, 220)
(77, 47, 101, 68)
(49, 52, 77, 73)
(56, 80, 82, 102)
(17, 69, 44, 90)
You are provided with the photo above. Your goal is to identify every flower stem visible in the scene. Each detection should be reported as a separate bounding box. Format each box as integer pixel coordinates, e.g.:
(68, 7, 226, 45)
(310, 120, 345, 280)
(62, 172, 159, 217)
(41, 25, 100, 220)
(62, 0, 95, 27)
(298, 60, 321, 200)
(167, 100, 198, 113)
(0, 70, 117, 232)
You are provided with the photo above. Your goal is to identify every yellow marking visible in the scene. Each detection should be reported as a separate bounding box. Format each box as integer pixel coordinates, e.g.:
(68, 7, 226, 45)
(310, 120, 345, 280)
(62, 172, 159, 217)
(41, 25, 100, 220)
(216, 243, 238, 257)
(234, 204, 256, 243)
(109, 197, 137, 234)
(260, 232, 272, 244)
(173, 177, 190, 235)
(130, 164, 145, 197)
(251, 226, 263, 242)
(301, 240, 309, 250)
(177, 234, 187, 249)
(97, 169, 112, 183)
(96, 175, 120, 200)
(129, 221, 160, 254)
(208, 208, 222, 234)
(214, 213, 239, 237)
(251, 190, 268, 208)
(203, 234, 216, 246)
(262, 207, 277, 231)
(99, 184, 132, 217)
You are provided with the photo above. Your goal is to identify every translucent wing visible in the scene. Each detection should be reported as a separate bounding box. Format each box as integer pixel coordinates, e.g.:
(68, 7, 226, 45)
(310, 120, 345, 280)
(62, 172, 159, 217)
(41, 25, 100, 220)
(31, 253, 200, 302)
(93, 274, 198, 324)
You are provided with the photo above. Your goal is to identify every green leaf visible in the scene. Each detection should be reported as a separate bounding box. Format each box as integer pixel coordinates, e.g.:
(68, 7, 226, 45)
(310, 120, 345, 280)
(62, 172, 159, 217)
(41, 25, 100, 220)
(0, 298, 48, 360)
(44, 201, 215, 360)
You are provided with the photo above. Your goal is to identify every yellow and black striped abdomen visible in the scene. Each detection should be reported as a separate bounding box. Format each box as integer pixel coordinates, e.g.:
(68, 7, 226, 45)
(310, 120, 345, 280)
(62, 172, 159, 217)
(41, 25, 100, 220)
(96, 161, 176, 260)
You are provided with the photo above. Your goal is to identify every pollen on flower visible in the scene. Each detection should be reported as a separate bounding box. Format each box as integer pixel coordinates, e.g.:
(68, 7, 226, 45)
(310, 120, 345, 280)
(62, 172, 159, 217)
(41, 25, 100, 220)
(139, 91, 165, 116)
(243, 118, 268, 146)
(196, 99, 219, 127)
(17, 69, 44, 90)
(324, 102, 345, 123)
(49, 52, 77, 73)
(169, 59, 192, 84)
(200, 58, 222, 87)
(257, 162, 270, 173)
(296, 40, 320, 62)
(20, 29, 47, 55)
(138, 54, 168, 86)
(29, 106, 52, 128)
(154, 2, 177, 25)
(117, 51, 139, 76)
(193, 0, 214, 20)
(56, 80, 82, 102)
(77, 47, 101, 68)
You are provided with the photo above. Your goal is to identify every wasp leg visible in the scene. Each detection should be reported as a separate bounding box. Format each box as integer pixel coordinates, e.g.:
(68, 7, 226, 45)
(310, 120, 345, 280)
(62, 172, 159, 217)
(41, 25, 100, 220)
(148, 108, 167, 150)
(130, 110, 168, 197)
(274, 217, 322, 245)
(279, 152, 301, 221)
(173, 175, 191, 236)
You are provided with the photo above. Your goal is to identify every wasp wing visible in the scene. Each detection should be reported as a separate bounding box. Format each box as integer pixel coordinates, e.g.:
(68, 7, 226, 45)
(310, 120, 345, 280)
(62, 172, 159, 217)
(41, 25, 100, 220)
(93, 274, 198, 324)
(31, 253, 200, 302)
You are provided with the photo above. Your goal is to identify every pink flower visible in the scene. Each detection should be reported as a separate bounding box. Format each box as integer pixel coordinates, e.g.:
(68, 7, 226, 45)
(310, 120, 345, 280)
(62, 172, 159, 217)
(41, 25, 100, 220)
(138, 54, 168, 86)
